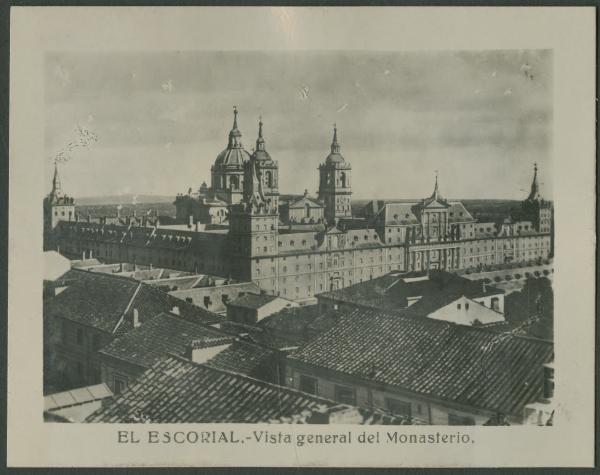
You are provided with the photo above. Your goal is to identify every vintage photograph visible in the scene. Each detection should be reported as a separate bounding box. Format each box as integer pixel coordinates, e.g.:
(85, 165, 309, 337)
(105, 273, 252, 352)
(41, 48, 556, 426)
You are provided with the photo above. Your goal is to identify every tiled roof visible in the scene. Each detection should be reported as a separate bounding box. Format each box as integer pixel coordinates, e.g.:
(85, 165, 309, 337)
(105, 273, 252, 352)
(260, 306, 322, 334)
(219, 321, 299, 349)
(227, 292, 279, 309)
(318, 271, 503, 315)
(204, 340, 279, 381)
(259, 305, 339, 343)
(86, 356, 337, 423)
(44, 272, 139, 333)
(289, 308, 553, 416)
(86, 355, 413, 424)
(44, 271, 222, 334)
(100, 312, 233, 369)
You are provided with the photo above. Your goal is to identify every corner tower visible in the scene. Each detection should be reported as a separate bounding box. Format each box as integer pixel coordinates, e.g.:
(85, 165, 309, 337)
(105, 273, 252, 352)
(318, 125, 352, 224)
(44, 163, 75, 250)
(521, 163, 552, 234)
(228, 149, 279, 283)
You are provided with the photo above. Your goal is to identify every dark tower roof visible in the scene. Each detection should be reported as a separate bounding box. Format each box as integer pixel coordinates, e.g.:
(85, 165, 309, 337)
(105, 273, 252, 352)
(251, 116, 274, 163)
(325, 124, 346, 165)
(422, 172, 447, 207)
(526, 163, 541, 201)
(46, 162, 74, 206)
(51, 162, 62, 199)
(214, 107, 251, 167)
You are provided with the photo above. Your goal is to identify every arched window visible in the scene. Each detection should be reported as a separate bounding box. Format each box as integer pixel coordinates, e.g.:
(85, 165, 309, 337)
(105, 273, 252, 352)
(230, 175, 239, 189)
(305, 203, 311, 218)
(265, 171, 273, 188)
(340, 171, 347, 188)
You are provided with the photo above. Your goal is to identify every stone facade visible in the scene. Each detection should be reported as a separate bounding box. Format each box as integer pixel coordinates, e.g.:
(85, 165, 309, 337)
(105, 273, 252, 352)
(47, 110, 553, 302)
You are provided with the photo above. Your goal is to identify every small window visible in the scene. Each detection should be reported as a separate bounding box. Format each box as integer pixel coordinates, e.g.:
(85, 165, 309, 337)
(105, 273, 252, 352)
(334, 385, 356, 405)
(299, 375, 318, 395)
(465, 302, 470, 310)
(114, 374, 128, 394)
(457, 303, 461, 310)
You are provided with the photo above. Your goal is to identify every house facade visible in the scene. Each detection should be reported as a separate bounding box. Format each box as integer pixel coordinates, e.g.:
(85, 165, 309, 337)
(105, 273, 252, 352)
(286, 308, 553, 425)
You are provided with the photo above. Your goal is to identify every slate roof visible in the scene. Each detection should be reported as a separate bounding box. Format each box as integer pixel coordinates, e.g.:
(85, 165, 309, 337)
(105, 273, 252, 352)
(318, 270, 503, 315)
(44, 271, 222, 334)
(86, 355, 412, 424)
(227, 292, 279, 310)
(99, 312, 233, 369)
(368, 200, 475, 226)
(289, 308, 553, 416)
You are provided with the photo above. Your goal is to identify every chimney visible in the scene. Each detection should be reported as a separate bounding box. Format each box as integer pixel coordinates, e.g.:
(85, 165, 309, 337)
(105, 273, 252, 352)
(188, 215, 193, 229)
(133, 308, 141, 328)
(482, 281, 487, 293)
(171, 305, 180, 316)
(87, 214, 91, 223)
(195, 222, 199, 232)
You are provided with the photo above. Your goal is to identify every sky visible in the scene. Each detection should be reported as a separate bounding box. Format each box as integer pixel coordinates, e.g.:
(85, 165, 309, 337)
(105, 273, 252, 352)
(45, 49, 552, 200)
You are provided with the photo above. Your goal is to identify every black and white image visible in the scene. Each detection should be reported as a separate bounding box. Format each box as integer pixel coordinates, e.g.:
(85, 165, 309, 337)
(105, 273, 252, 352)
(41, 48, 557, 427)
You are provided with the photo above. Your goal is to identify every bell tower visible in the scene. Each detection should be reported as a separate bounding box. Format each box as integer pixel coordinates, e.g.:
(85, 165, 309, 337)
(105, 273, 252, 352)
(44, 163, 76, 250)
(318, 125, 352, 224)
(251, 117, 279, 211)
(521, 163, 552, 234)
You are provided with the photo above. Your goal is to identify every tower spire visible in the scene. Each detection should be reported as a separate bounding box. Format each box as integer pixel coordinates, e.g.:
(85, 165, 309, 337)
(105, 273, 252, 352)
(331, 123, 341, 154)
(228, 106, 242, 148)
(51, 162, 62, 198)
(433, 170, 439, 201)
(527, 162, 540, 201)
(255, 115, 265, 152)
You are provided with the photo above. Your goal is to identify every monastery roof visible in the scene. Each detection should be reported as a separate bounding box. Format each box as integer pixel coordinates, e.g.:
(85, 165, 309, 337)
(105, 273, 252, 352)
(378, 201, 474, 225)
(86, 355, 412, 424)
(288, 194, 324, 209)
(99, 312, 233, 369)
(289, 308, 553, 416)
(44, 271, 222, 334)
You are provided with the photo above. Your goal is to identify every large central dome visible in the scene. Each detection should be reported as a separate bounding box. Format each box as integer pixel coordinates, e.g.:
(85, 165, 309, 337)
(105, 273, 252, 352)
(214, 107, 251, 168)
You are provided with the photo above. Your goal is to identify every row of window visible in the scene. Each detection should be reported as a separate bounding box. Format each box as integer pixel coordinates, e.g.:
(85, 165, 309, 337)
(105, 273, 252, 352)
(297, 375, 475, 424)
